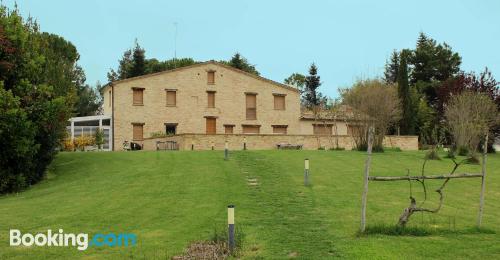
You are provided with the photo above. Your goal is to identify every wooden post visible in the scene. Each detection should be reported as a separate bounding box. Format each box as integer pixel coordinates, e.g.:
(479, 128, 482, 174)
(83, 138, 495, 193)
(477, 133, 488, 228)
(360, 127, 374, 233)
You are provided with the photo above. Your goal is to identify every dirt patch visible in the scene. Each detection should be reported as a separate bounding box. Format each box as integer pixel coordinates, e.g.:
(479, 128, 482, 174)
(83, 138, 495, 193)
(172, 241, 230, 260)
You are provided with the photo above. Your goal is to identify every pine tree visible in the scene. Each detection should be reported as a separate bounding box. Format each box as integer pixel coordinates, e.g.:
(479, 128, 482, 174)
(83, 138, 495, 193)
(304, 63, 322, 108)
(384, 50, 399, 83)
(130, 39, 146, 78)
(222, 53, 260, 76)
(397, 50, 415, 135)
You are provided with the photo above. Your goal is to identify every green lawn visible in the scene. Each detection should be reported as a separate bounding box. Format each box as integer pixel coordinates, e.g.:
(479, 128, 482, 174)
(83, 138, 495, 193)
(1, 150, 499, 259)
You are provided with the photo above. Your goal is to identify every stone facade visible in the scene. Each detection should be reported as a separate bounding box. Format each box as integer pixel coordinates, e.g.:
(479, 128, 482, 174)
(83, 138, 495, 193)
(102, 61, 418, 151)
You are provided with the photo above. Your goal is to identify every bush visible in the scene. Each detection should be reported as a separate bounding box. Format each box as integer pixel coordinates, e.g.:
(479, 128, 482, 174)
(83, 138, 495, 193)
(74, 135, 95, 151)
(329, 147, 345, 151)
(94, 128, 104, 149)
(62, 138, 75, 151)
(425, 149, 441, 160)
(457, 146, 469, 156)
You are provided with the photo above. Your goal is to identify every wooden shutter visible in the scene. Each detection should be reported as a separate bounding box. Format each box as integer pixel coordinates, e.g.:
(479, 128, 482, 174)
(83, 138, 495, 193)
(274, 95, 285, 110)
(273, 126, 287, 134)
(166, 91, 176, 106)
(224, 125, 234, 134)
(133, 89, 143, 105)
(207, 71, 215, 84)
(313, 125, 332, 135)
(206, 118, 216, 134)
(246, 94, 257, 120)
(242, 125, 260, 134)
(207, 92, 215, 108)
(132, 124, 143, 140)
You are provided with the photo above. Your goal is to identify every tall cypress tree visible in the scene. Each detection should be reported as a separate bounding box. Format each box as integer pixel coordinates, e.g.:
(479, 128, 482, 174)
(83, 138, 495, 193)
(397, 50, 415, 135)
(130, 39, 146, 78)
(384, 50, 399, 84)
(304, 63, 321, 108)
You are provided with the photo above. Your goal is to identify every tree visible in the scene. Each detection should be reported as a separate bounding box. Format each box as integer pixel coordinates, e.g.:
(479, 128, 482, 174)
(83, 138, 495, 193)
(284, 73, 306, 93)
(0, 5, 78, 193)
(397, 50, 416, 135)
(303, 63, 322, 109)
(445, 91, 498, 157)
(129, 40, 146, 78)
(220, 53, 260, 76)
(384, 50, 399, 84)
(341, 79, 401, 151)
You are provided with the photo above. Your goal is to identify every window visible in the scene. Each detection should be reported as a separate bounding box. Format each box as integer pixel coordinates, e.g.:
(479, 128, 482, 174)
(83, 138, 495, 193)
(348, 125, 361, 136)
(224, 124, 234, 134)
(245, 93, 257, 120)
(272, 125, 287, 134)
(132, 123, 144, 140)
(313, 124, 332, 135)
(132, 88, 144, 105)
(207, 71, 215, 84)
(166, 90, 177, 106)
(273, 94, 285, 110)
(165, 123, 177, 135)
(242, 125, 260, 134)
(108, 90, 111, 107)
(207, 91, 215, 108)
(206, 117, 216, 134)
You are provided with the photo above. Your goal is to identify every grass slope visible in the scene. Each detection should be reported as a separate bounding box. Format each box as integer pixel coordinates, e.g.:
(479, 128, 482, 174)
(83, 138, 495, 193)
(0, 150, 499, 259)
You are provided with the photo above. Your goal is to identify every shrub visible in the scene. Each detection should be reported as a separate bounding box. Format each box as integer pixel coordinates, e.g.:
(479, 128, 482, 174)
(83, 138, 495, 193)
(94, 128, 104, 149)
(150, 131, 169, 138)
(329, 147, 345, 151)
(62, 138, 75, 151)
(74, 135, 95, 151)
(457, 146, 469, 156)
(425, 149, 441, 160)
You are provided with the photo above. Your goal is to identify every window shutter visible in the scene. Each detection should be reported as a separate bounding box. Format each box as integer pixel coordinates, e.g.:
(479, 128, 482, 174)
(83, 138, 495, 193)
(166, 91, 176, 106)
(273, 126, 287, 134)
(132, 124, 143, 140)
(313, 125, 332, 135)
(207, 71, 215, 84)
(206, 118, 216, 134)
(246, 94, 257, 120)
(133, 89, 143, 105)
(207, 92, 215, 108)
(274, 95, 285, 110)
(242, 125, 260, 134)
(224, 125, 234, 134)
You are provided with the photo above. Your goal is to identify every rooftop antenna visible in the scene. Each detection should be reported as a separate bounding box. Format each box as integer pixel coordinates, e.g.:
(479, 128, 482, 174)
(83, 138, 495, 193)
(173, 22, 178, 68)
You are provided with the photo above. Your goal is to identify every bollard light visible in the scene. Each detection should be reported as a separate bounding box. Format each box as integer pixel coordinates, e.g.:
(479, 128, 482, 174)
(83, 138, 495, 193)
(211, 141, 214, 150)
(304, 158, 310, 186)
(243, 137, 247, 150)
(224, 140, 229, 160)
(227, 205, 235, 252)
(191, 140, 194, 151)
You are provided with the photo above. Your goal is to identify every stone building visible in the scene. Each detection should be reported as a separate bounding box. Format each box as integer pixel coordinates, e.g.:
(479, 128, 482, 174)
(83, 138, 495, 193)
(99, 61, 417, 151)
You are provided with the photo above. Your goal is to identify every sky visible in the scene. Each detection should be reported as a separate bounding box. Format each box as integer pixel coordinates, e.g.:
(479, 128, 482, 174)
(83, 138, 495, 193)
(4, 0, 500, 98)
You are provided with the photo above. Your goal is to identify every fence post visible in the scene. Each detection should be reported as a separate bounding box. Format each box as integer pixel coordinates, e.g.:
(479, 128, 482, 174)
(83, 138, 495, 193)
(360, 126, 374, 233)
(304, 158, 310, 186)
(478, 133, 488, 228)
(224, 140, 229, 161)
(228, 205, 235, 253)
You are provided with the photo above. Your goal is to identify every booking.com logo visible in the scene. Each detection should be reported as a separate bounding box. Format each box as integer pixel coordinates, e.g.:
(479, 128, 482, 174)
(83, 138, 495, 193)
(9, 229, 136, 251)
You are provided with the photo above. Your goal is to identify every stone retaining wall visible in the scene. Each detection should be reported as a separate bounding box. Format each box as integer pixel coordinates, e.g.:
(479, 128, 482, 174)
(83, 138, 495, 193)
(141, 134, 418, 151)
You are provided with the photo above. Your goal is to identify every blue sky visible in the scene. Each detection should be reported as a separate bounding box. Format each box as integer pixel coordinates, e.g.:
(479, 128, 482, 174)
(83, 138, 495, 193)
(4, 0, 500, 97)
